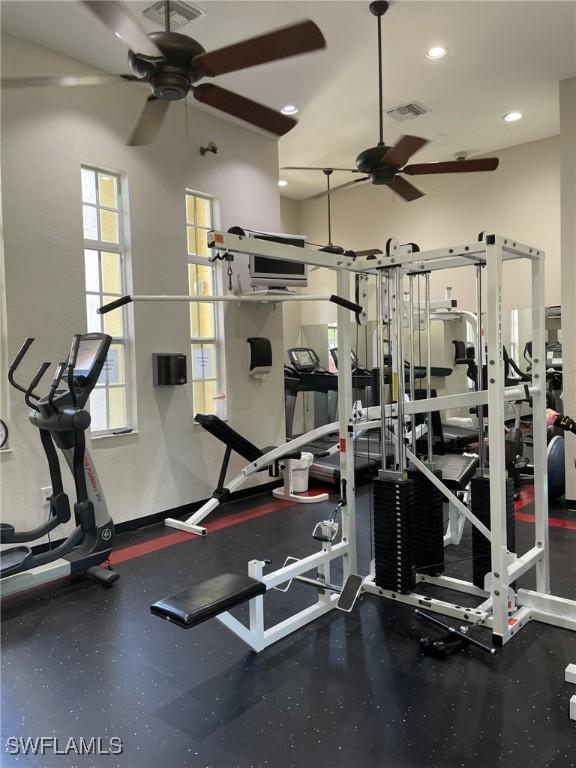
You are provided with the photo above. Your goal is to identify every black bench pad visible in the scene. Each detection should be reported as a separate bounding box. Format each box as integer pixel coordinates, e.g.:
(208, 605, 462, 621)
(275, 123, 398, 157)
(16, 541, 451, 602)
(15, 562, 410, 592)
(195, 414, 263, 463)
(150, 573, 266, 629)
(432, 453, 479, 491)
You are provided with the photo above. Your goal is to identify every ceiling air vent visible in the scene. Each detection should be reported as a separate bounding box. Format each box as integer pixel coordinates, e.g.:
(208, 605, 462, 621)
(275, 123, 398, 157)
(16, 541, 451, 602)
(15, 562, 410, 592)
(143, 1, 206, 30)
(386, 102, 428, 122)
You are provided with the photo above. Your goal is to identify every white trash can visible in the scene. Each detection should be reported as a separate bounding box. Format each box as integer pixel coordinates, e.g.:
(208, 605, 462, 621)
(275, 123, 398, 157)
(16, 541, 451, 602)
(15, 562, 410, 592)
(289, 451, 314, 493)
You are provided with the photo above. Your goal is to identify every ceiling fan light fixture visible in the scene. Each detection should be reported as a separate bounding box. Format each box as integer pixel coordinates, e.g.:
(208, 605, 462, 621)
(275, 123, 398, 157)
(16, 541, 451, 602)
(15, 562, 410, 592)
(503, 111, 523, 123)
(281, 104, 299, 115)
(426, 46, 447, 59)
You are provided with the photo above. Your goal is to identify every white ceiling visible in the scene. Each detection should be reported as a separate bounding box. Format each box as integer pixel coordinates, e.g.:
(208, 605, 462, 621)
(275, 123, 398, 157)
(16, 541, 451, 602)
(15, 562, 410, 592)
(2, 1, 575, 199)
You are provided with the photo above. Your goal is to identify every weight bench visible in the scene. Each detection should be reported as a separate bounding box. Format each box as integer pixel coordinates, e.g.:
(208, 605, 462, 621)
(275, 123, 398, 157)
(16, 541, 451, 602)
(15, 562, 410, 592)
(164, 414, 308, 537)
(151, 573, 266, 628)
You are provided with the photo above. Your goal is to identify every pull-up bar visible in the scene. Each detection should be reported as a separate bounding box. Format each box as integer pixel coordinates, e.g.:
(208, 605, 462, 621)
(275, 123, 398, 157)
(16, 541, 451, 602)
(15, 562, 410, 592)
(97, 293, 364, 316)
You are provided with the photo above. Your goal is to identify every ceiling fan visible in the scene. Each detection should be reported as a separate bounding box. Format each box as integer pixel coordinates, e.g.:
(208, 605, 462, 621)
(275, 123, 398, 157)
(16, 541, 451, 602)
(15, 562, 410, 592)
(284, 1, 499, 202)
(288, 168, 382, 259)
(1, 0, 326, 146)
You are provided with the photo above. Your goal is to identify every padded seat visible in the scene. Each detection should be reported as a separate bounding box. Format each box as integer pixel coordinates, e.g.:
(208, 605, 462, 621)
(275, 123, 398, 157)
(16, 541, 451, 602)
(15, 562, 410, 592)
(432, 453, 478, 491)
(442, 424, 478, 452)
(150, 573, 266, 629)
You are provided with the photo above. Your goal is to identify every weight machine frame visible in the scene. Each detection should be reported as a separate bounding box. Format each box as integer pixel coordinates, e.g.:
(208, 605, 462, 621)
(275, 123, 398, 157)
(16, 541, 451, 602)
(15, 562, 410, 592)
(102, 230, 575, 650)
(208, 231, 575, 650)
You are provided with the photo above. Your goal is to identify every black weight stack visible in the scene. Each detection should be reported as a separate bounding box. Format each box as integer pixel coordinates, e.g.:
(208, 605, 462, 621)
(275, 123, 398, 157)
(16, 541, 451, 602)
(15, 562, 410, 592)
(373, 475, 416, 593)
(471, 475, 515, 588)
(409, 469, 445, 576)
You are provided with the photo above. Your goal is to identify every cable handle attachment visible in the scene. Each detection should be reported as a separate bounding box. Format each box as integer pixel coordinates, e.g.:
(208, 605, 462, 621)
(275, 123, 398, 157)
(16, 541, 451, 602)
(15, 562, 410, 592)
(330, 500, 344, 522)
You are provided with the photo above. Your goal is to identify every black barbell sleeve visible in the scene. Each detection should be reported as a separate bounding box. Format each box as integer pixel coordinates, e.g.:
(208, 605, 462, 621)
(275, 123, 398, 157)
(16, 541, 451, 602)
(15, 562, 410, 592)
(98, 295, 132, 314)
(329, 295, 363, 315)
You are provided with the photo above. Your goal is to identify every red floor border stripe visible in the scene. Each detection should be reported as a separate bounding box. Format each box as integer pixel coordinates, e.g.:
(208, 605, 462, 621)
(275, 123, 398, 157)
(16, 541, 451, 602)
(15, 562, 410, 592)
(514, 484, 576, 528)
(515, 510, 576, 530)
(110, 498, 293, 566)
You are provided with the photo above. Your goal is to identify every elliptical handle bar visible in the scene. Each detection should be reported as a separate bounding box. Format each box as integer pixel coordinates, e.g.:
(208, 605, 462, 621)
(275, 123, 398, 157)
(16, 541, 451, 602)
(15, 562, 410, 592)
(8, 337, 37, 396)
(48, 362, 67, 410)
(24, 362, 52, 411)
(67, 334, 82, 406)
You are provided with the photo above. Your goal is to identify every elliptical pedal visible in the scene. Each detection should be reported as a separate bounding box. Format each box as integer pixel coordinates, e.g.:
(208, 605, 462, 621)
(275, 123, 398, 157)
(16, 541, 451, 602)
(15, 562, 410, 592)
(0, 547, 33, 578)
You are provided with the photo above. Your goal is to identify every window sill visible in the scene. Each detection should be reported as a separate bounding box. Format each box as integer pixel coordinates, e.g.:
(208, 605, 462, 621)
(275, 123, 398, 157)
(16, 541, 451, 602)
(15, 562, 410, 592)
(192, 416, 228, 429)
(90, 429, 139, 441)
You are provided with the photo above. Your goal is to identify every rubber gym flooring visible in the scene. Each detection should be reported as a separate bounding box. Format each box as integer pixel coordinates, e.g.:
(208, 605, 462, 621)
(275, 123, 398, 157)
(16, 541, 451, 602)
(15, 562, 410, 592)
(2, 484, 576, 768)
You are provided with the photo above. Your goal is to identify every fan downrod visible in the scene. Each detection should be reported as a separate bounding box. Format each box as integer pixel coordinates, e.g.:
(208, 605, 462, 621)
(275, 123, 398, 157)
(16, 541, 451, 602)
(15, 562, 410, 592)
(369, 1, 390, 17)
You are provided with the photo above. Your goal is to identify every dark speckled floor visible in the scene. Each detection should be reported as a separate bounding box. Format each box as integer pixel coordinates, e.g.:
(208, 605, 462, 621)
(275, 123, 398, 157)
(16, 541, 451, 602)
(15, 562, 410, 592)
(2, 487, 576, 768)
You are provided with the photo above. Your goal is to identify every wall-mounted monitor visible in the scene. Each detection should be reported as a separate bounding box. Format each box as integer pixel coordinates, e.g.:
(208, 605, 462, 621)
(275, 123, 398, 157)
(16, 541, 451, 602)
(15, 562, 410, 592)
(248, 231, 308, 289)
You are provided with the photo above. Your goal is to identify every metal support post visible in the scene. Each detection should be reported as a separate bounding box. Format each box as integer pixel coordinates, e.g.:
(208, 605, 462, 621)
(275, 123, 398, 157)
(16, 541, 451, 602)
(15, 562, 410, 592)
(476, 264, 485, 474)
(408, 274, 416, 454)
(485, 243, 511, 644)
(394, 268, 407, 471)
(425, 272, 433, 461)
(530, 256, 550, 592)
(336, 269, 357, 575)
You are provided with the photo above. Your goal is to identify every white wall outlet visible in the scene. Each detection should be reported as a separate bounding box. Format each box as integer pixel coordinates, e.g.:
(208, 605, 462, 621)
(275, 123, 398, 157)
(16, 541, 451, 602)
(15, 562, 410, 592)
(40, 486, 53, 508)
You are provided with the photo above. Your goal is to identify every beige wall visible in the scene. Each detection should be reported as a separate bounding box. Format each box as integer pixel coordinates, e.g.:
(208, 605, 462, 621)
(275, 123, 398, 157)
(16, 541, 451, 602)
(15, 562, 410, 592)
(0, 33, 286, 535)
(288, 135, 560, 326)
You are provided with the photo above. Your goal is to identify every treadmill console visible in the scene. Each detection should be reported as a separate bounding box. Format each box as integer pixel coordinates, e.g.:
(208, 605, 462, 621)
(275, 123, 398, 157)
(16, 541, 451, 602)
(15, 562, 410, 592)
(330, 348, 364, 372)
(546, 343, 562, 371)
(288, 347, 325, 374)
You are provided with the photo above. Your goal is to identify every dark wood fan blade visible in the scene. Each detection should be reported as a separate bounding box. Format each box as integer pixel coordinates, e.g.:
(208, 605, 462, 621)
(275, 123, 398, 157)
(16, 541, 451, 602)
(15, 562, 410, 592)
(355, 248, 383, 258)
(193, 20, 325, 77)
(308, 177, 370, 200)
(388, 176, 425, 202)
(1, 74, 139, 89)
(282, 166, 364, 173)
(83, 1, 163, 59)
(193, 84, 296, 136)
(403, 158, 500, 175)
(127, 96, 170, 146)
(381, 135, 429, 168)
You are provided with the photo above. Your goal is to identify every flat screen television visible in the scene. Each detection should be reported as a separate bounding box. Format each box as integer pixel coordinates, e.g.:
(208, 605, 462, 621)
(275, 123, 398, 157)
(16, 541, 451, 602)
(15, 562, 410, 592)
(248, 231, 308, 289)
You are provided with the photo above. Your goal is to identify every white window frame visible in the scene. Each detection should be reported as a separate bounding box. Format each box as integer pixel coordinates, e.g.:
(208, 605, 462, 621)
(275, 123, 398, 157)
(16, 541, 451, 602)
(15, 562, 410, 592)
(186, 189, 226, 417)
(81, 164, 135, 436)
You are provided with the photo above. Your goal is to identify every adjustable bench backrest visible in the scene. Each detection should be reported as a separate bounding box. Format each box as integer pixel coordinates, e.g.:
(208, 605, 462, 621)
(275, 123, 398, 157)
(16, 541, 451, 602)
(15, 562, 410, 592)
(195, 413, 264, 463)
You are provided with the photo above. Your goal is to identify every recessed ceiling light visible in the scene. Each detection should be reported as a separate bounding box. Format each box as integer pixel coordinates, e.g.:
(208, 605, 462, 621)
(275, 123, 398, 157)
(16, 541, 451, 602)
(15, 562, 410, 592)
(280, 104, 299, 116)
(278, 180, 288, 187)
(503, 111, 523, 123)
(426, 46, 447, 59)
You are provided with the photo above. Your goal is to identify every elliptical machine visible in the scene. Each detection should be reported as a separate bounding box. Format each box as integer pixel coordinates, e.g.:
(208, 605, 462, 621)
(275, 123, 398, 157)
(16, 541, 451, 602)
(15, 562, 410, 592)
(1, 332, 119, 597)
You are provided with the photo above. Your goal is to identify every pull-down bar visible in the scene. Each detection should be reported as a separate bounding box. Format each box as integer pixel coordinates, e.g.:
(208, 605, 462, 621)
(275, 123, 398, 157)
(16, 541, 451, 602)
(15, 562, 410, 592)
(97, 293, 364, 316)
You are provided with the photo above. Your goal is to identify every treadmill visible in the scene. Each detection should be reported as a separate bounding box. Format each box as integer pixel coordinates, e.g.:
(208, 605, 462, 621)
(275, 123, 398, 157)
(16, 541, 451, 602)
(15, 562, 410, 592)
(284, 347, 385, 484)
